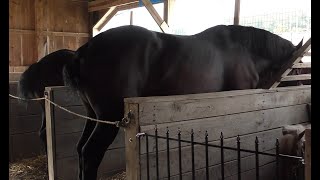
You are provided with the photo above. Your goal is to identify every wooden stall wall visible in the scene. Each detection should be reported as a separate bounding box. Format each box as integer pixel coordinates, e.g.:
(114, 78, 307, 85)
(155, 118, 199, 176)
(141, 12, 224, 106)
(9, 81, 43, 162)
(124, 85, 311, 180)
(9, 0, 90, 71)
(45, 86, 125, 180)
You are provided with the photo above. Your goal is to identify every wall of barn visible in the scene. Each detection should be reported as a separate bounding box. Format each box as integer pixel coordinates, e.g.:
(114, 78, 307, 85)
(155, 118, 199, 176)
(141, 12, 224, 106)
(9, 0, 90, 71)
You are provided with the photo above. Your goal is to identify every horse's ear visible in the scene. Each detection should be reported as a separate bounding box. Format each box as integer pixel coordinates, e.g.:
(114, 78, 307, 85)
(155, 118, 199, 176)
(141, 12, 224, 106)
(296, 39, 303, 50)
(297, 130, 305, 140)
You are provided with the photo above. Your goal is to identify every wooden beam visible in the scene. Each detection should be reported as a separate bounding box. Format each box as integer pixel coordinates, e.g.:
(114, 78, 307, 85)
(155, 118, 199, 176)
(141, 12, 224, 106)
(281, 74, 311, 82)
(35, 0, 49, 60)
(93, 6, 119, 35)
(305, 128, 311, 180)
(141, 0, 170, 33)
(130, 11, 133, 25)
(233, 0, 241, 25)
(163, 0, 175, 25)
(263, 37, 311, 89)
(292, 62, 311, 69)
(89, 0, 139, 12)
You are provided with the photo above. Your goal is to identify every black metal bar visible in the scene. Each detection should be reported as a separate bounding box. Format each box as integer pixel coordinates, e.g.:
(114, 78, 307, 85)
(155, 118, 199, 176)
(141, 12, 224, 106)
(275, 138, 280, 180)
(155, 127, 159, 180)
(178, 129, 182, 180)
(191, 129, 195, 180)
(221, 132, 225, 180)
(166, 128, 171, 180)
(255, 136, 260, 180)
(205, 131, 209, 180)
(146, 134, 150, 180)
(237, 135, 241, 180)
(145, 134, 302, 160)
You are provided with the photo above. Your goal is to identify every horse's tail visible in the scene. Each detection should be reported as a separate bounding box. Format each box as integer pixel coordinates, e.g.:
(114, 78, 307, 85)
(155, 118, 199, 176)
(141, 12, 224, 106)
(17, 68, 36, 106)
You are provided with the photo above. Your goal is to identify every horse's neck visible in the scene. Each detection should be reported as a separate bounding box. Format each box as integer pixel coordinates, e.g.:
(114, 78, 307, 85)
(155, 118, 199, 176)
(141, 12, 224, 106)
(252, 56, 272, 74)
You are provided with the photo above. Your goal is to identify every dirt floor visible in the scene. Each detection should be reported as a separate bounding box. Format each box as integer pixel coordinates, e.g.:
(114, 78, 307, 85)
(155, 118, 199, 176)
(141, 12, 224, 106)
(9, 155, 126, 180)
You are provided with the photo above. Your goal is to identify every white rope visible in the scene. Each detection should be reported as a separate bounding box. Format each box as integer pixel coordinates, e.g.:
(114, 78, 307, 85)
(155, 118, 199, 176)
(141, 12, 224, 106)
(9, 94, 120, 126)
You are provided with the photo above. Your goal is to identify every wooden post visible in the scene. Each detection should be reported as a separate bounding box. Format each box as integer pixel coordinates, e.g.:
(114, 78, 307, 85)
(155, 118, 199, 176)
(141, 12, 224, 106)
(130, 11, 134, 25)
(124, 103, 140, 180)
(141, 0, 170, 33)
(35, 0, 49, 60)
(45, 88, 57, 180)
(233, 0, 241, 25)
(305, 128, 311, 180)
(163, 0, 175, 25)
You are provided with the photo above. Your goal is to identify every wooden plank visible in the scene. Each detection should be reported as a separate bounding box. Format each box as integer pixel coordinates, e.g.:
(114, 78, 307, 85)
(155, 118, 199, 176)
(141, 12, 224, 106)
(233, 0, 241, 25)
(11, 132, 43, 161)
(9, 66, 29, 72)
(45, 88, 57, 180)
(48, 86, 83, 106)
(141, 0, 170, 33)
(125, 103, 140, 180)
(9, 33, 22, 66)
(292, 62, 311, 68)
(138, 87, 310, 125)
(22, 33, 37, 65)
(9, 29, 35, 34)
(55, 129, 125, 159)
(124, 85, 310, 103)
(9, 0, 35, 29)
(9, 72, 22, 81)
(140, 104, 309, 154)
(54, 106, 86, 134)
(35, 0, 49, 60)
(281, 74, 311, 82)
(88, 0, 139, 12)
(140, 128, 282, 179)
(9, 115, 41, 134)
(304, 51, 311, 56)
(305, 128, 311, 180)
(163, 0, 175, 25)
(9, 100, 42, 117)
(264, 37, 311, 88)
(56, 148, 125, 180)
(63, 36, 78, 51)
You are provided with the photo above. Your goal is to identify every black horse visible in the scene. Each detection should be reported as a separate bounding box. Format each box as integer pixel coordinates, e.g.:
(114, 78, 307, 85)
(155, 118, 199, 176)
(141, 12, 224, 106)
(17, 49, 75, 152)
(63, 25, 302, 180)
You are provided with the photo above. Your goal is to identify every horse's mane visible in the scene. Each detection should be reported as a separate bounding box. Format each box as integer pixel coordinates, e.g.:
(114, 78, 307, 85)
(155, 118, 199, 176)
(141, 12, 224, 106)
(196, 25, 297, 61)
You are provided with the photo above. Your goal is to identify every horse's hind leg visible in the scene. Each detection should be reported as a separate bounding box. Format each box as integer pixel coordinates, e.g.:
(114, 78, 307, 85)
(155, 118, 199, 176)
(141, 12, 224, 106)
(76, 101, 97, 180)
(81, 120, 119, 180)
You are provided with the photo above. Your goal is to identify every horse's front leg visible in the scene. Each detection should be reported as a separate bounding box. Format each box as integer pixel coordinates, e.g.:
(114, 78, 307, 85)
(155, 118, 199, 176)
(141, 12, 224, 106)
(81, 122, 119, 180)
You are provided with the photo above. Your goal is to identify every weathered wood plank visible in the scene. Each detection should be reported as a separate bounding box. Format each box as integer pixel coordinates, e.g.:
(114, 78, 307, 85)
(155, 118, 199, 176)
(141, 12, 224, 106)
(55, 129, 125, 159)
(9, 99, 42, 117)
(125, 103, 140, 180)
(305, 128, 311, 180)
(138, 87, 310, 125)
(9, 72, 22, 81)
(22, 33, 36, 65)
(140, 104, 309, 154)
(140, 128, 282, 179)
(281, 74, 311, 82)
(54, 106, 86, 134)
(9, 32, 22, 66)
(11, 132, 43, 161)
(56, 148, 126, 180)
(88, 0, 139, 12)
(292, 62, 311, 68)
(124, 85, 310, 103)
(47, 86, 83, 106)
(233, 0, 240, 25)
(9, 115, 41, 134)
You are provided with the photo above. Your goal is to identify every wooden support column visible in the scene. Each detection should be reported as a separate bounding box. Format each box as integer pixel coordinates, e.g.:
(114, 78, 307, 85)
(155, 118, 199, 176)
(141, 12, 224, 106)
(163, 0, 175, 25)
(93, 6, 119, 36)
(304, 128, 311, 180)
(35, 0, 49, 60)
(141, 0, 170, 33)
(234, 0, 241, 25)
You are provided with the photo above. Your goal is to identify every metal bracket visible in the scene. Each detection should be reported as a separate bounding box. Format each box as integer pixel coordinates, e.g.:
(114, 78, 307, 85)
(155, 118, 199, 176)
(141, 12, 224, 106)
(116, 110, 134, 128)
